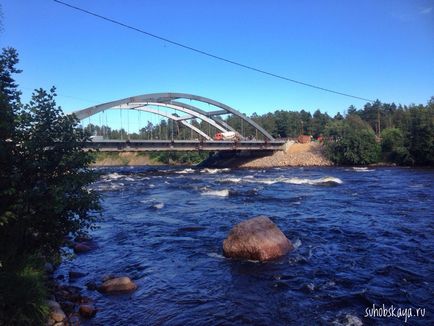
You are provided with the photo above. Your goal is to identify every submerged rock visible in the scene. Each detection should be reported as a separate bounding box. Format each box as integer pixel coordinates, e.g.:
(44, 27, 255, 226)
(73, 242, 92, 253)
(85, 281, 98, 291)
(55, 285, 82, 304)
(74, 235, 93, 243)
(98, 276, 137, 294)
(73, 238, 98, 254)
(59, 301, 75, 315)
(69, 270, 87, 279)
(223, 216, 293, 261)
(332, 314, 363, 326)
(79, 304, 97, 318)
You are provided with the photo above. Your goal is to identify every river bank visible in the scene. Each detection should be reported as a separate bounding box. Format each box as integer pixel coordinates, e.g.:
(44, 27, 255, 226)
(239, 142, 331, 167)
(90, 152, 159, 166)
(91, 142, 331, 168)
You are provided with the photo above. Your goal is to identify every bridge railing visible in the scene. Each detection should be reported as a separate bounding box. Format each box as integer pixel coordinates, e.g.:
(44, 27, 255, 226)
(84, 140, 286, 152)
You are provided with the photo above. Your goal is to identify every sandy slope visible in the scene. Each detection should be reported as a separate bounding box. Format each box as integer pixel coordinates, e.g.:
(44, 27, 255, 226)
(240, 142, 332, 167)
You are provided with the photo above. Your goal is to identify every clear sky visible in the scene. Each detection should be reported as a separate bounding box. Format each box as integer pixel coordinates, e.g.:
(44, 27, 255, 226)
(1, 0, 433, 122)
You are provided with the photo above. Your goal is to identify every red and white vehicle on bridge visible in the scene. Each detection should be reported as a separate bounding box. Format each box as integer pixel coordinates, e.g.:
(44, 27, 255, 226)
(214, 131, 243, 141)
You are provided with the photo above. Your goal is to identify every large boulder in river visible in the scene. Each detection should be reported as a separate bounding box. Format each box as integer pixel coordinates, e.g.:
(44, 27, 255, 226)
(223, 216, 293, 261)
(98, 276, 137, 294)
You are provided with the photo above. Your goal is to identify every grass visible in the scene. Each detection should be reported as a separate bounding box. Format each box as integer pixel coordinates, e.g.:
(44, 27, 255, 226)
(91, 151, 209, 165)
(0, 259, 49, 326)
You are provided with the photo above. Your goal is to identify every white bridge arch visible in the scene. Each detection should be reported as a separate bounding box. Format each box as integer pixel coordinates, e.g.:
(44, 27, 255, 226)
(73, 92, 274, 141)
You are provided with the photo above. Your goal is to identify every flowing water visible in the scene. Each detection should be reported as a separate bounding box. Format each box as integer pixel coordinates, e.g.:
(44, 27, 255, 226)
(57, 166, 434, 325)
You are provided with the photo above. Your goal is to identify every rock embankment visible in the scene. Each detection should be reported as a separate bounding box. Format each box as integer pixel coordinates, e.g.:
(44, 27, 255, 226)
(240, 142, 332, 168)
(48, 235, 139, 324)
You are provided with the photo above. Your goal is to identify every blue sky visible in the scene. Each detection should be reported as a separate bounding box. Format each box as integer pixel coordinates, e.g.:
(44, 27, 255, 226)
(1, 0, 433, 126)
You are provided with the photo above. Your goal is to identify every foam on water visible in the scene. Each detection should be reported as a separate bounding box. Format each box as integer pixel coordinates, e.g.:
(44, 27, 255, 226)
(93, 183, 125, 192)
(284, 176, 343, 185)
(207, 252, 226, 259)
(219, 178, 242, 183)
(200, 168, 230, 174)
(176, 168, 195, 174)
(201, 189, 230, 197)
(151, 202, 165, 209)
(240, 176, 343, 186)
(292, 239, 302, 250)
(352, 167, 375, 172)
(254, 179, 278, 185)
(103, 172, 123, 180)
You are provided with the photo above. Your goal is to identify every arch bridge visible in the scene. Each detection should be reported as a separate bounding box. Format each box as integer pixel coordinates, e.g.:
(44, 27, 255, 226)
(73, 92, 285, 151)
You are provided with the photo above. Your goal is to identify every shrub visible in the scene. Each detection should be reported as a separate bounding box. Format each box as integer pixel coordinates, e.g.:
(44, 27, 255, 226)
(381, 128, 411, 164)
(0, 259, 48, 326)
(324, 116, 380, 165)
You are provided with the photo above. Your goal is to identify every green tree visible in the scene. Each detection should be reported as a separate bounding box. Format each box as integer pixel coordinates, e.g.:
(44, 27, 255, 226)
(324, 116, 380, 165)
(0, 48, 21, 227)
(381, 128, 410, 164)
(334, 112, 344, 120)
(0, 48, 100, 325)
(405, 105, 434, 165)
(311, 109, 331, 138)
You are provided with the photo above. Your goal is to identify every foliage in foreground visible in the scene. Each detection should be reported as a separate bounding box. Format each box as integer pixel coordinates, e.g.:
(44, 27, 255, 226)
(0, 259, 48, 325)
(0, 48, 100, 325)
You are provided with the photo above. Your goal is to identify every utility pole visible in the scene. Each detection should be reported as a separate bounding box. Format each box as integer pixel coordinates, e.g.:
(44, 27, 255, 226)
(377, 109, 381, 136)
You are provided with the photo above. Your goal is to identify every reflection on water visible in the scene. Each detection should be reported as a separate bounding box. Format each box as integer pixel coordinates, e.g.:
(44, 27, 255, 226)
(58, 166, 434, 325)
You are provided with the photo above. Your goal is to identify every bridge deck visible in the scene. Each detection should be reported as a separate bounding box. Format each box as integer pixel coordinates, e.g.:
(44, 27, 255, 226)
(85, 140, 286, 152)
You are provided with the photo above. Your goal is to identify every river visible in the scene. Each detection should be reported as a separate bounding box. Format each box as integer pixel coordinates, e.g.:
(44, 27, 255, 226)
(57, 166, 434, 325)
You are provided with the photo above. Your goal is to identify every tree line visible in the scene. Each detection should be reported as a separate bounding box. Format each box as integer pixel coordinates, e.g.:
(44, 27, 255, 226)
(322, 99, 434, 165)
(85, 98, 434, 166)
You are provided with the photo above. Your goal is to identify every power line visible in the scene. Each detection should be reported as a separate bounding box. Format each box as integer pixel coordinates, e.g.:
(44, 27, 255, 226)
(53, 0, 374, 102)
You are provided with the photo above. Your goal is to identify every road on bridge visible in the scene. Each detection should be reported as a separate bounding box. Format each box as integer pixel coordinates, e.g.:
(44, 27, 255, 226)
(85, 139, 287, 152)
